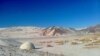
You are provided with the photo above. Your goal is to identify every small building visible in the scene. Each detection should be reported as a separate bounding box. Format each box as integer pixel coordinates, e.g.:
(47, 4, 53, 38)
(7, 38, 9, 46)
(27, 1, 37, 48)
(20, 42, 35, 50)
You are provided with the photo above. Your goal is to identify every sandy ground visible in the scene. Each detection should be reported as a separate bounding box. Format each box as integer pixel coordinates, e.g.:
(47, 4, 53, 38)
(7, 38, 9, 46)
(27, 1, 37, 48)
(12, 36, 100, 56)
(0, 34, 100, 56)
(38, 43, 100, 56)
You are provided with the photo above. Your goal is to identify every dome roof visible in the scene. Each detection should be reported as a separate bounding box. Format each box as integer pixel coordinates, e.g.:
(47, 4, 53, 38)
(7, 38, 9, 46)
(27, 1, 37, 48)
(20, 42, 35, 50)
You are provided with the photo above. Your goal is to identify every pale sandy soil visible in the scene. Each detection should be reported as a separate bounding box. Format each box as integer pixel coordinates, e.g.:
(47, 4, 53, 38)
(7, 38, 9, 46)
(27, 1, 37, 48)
(38, 43, 100, 56)
(0, 34, 100, 56)
(32, 35, 100, 56)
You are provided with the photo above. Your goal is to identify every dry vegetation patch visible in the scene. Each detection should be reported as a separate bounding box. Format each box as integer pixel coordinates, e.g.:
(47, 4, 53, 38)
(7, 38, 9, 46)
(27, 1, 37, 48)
(54, 39, 68, 45)
(75, 35, 100, 44)
(71, 41, 79, 45)
(79, 38, 92, 43)
(46, 44, 53, 47)
(84, 39, 100, 49)
(84, 45, 100, 49)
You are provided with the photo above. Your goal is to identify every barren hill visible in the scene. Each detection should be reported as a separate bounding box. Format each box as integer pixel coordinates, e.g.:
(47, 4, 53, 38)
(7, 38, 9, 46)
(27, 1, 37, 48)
(42, 26, 76, 36)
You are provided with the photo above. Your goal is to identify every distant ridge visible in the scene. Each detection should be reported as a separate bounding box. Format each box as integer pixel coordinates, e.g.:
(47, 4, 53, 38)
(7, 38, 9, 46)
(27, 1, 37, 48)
(80, 24, 100, 33)
(0, 24, 99, 38)
(42, 26, 76, 36)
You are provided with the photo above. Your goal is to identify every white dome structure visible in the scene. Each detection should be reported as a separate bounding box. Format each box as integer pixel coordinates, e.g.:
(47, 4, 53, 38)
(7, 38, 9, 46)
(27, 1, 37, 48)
(20, 42, 35, 50)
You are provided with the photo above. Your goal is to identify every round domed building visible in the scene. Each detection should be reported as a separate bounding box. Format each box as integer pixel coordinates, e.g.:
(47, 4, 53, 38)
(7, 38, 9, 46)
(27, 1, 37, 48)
(20, 42, 35, 50)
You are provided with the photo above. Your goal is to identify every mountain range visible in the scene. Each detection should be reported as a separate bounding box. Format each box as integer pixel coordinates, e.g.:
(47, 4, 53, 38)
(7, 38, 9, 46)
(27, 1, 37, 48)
(0, 24, 99, 38)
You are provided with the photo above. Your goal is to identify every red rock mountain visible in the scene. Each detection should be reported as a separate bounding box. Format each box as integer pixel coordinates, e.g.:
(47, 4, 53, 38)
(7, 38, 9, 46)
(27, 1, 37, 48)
(42, 26, 75, 36)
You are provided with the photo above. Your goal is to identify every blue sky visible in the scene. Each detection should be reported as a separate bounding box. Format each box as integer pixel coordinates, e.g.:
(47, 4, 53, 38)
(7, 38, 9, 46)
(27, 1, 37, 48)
(0, 0, 100, 28)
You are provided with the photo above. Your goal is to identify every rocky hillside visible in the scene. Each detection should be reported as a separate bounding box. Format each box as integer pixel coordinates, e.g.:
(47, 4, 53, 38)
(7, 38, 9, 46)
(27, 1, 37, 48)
(80, 24, 100, 33)
(42, 26, 76, 36)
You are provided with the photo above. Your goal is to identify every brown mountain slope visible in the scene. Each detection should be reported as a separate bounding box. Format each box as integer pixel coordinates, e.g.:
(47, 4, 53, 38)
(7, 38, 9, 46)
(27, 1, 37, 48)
(42, 26, 76, 36)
